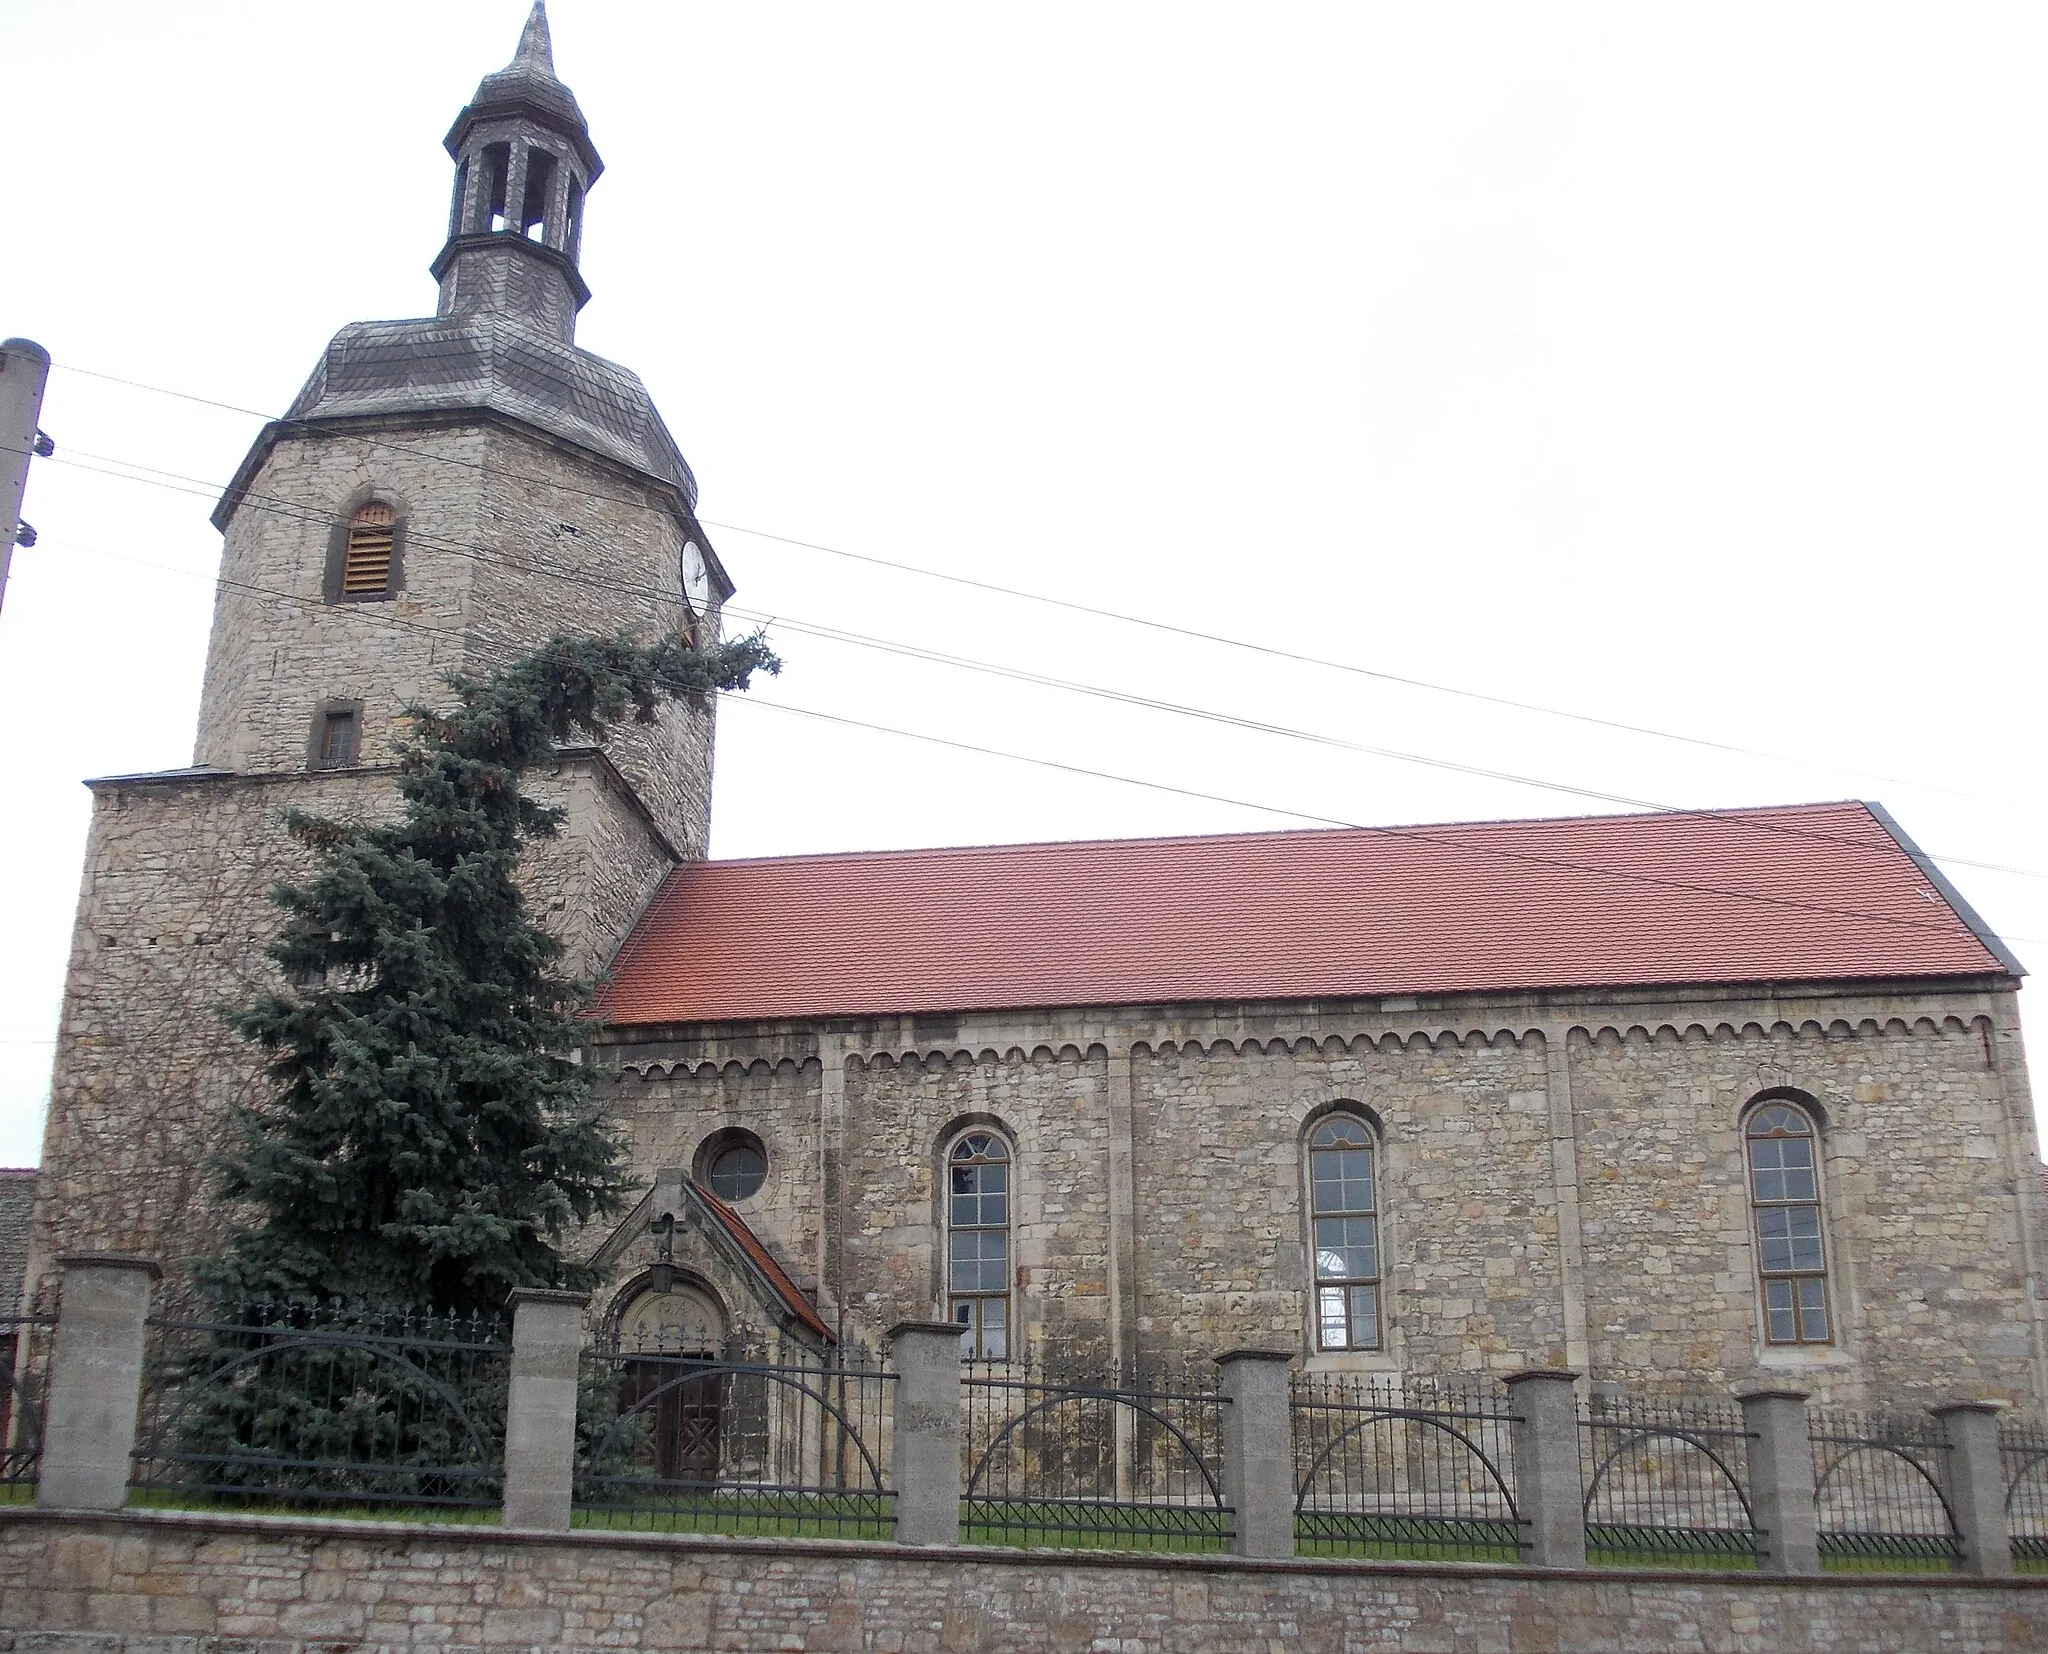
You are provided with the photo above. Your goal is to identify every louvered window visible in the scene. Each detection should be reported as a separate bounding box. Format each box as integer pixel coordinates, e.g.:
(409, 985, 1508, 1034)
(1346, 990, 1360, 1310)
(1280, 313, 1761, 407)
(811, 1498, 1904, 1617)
(342, 504, 396, 597)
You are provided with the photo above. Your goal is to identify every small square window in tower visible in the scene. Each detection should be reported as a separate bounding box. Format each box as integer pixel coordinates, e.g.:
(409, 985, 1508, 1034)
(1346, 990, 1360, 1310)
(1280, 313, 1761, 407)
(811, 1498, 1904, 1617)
(341, 505, 397, 597)
(317, 709, 359, 769)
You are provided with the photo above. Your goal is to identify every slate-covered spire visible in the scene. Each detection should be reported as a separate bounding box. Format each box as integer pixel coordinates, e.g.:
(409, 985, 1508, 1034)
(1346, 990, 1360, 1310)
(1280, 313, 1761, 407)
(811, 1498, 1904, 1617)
(514, 0, 553, 68)
(431, 1, 605, 344)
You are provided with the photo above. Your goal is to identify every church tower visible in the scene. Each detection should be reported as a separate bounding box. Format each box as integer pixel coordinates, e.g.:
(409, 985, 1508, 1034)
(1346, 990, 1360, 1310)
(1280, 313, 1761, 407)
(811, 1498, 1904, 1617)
(195, 1, 729, 859)
(29, 5, 725, 1295)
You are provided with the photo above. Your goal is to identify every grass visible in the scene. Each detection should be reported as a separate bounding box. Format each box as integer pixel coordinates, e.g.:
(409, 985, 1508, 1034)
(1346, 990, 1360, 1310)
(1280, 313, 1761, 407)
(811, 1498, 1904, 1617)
(572, 1491, 893, 1542)
(0, 1476, 2028, 1574)
(963, 1498, 1229, 1554)
(123, 1485, 501, 1525)
(1818, 1552, 1957, 1575)
(1297, 1513, 1519, 1565)
(1585, 1523, 1759, 1572)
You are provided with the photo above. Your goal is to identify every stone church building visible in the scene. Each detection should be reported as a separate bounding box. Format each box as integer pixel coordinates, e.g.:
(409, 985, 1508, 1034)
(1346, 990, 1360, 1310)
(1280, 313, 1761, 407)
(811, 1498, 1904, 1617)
(24, 6, 2048, 1412)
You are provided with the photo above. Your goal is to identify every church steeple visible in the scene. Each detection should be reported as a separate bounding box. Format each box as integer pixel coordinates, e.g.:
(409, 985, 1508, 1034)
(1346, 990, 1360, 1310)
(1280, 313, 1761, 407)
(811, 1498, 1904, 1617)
(432, 2, 604, 343)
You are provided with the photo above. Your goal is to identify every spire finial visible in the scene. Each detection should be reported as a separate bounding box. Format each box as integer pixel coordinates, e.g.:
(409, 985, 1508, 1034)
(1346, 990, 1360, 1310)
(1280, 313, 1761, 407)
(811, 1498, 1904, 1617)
(512, 2, 554, 72)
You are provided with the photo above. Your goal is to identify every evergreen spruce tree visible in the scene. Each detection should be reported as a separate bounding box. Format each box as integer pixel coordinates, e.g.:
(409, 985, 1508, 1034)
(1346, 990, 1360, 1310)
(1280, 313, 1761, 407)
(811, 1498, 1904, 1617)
(198, 630, 778, 1321)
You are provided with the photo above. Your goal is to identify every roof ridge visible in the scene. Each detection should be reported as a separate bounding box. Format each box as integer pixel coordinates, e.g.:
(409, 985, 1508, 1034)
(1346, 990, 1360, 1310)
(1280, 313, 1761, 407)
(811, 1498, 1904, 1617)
(692, 799, 1879, 872)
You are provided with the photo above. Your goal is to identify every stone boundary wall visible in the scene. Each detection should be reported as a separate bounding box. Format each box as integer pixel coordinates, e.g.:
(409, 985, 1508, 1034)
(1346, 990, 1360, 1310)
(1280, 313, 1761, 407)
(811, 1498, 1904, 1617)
(3, 1510, 2046, 1654)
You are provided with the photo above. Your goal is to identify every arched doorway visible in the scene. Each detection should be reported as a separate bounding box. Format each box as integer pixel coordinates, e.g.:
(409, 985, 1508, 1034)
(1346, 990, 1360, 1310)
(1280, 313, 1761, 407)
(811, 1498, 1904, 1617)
(617, 1281, 726, 1484)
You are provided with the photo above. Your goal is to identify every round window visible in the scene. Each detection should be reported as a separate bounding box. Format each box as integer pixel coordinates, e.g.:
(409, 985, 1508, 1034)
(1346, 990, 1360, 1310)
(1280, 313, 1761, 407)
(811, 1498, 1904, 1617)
(700, 1130, 767, 1201)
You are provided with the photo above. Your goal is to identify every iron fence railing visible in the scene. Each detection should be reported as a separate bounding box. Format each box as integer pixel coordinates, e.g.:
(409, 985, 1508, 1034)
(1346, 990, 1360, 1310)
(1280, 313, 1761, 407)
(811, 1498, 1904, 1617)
(0, 1312, 55, 1499)
(1580, 1394, 1758, 1566)
(574, 1328, 893, 1539)
(961, 1357, 1230, 1551)
(1809, 1408, 1960, 1569)
(2002, 1414, 2048, 1567)
(128, 1302, 510, 1515)
(1291, 1372, 1520, 1561)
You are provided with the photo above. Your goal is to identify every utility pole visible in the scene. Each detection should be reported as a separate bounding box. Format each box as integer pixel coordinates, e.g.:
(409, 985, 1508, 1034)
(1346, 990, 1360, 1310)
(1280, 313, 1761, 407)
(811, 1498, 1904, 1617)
(0, 337, 53, 619)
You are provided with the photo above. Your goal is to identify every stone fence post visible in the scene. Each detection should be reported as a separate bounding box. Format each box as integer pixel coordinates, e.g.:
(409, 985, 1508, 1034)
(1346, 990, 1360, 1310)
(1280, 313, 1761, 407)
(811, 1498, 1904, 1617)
(1736, 1385, 1820, 1574)
(1505, 1368, 1584, 1567)
(1933, 1401, 2012, 1579)
(38, 1254, 159, 1511)
(1216, 1349, 1295, 1558)
(887, 1321, 965, 1545)
(501, 1288, 590, 1531)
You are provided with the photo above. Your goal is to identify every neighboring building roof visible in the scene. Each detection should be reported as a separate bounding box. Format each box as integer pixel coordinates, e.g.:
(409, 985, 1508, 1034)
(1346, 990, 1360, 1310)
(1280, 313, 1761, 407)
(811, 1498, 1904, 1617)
(0, 1170, 36, 1319)
(598, 801, 2017, 1027)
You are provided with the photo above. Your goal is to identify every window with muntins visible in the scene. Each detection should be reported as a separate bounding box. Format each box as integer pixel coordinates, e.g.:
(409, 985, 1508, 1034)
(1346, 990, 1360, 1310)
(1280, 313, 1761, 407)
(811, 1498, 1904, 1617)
(948, 1132, 1010, 1359)
(707, 1140, 766, 1202)
(317, 709, 359, 769)
(1746, 1101, 1831, 1345)
(341, 503, 396, 597)
(1310, 1113, 1381, 1351)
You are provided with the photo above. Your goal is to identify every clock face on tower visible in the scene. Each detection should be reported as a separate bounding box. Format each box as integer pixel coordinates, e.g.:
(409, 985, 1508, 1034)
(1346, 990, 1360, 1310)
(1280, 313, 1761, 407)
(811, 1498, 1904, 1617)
(682, 542, 709, 610)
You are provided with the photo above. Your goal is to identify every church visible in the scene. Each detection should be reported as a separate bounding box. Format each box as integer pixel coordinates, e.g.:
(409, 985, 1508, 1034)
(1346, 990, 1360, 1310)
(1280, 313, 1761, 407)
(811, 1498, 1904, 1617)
(24, 6, 2048, 1413)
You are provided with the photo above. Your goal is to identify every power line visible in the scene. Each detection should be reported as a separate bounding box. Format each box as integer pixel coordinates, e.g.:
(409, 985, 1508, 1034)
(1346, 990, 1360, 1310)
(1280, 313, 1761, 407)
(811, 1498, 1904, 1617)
(722, 697, 2044, 946)
(36, 531, 2044, 949)
(45, 359, 2025, 812)
(42, 446, 2048, 888)
(726, 605, 2048, 883)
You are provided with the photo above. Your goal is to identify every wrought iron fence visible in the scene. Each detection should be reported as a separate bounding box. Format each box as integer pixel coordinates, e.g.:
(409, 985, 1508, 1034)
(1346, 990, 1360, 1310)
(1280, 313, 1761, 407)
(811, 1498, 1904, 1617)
(2002, 1415, 2048, 1568)
(1580, 1394, 1757, 1566)
(1291, 1372, 1520, 1560)
(129, 1302, 510, 1515)
(0, 1312, 54, 1500)
(1809, 1408, 1960, 1570)
(574, 1328, 893, 1539)
(961, 1356, 1230, 1551)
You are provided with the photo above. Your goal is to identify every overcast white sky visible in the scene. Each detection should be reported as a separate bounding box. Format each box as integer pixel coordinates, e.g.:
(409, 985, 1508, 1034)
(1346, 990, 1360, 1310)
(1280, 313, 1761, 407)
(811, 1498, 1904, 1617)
(2, 2, 2045, 1168)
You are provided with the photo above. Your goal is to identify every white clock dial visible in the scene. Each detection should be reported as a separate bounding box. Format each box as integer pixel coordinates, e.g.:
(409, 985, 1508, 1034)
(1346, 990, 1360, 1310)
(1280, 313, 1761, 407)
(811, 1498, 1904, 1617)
(682, 542, 710, 608)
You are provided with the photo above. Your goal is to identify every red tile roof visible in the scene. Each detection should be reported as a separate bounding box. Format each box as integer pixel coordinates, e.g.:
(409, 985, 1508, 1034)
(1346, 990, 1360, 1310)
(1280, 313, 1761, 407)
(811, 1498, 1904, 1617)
(687, 1180, 833, 1343)
(596, 802, 2015, 1027)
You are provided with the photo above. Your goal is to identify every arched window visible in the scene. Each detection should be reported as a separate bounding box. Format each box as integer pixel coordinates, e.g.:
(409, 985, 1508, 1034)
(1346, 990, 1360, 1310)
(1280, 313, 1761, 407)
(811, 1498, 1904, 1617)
(947, 1131, 1011, 1359)
(565, 177, 585, 261)
(519, 148, 557, 241)
(1309, 1112, 1381, 1351)
(1746, 1101, 1831, 1345)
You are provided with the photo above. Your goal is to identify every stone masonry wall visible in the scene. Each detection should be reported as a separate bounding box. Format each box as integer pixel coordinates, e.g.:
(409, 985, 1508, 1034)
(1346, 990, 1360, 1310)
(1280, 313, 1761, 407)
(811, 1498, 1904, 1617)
(467, 422, 721, 860)
(27, 757, 671, 1313)
(593, 1054, 827, 1333)
(843, 1045, 1115, 1360)
(1131, 1034, 1558, 1374)
(593, 982, 2048, 1404)
(194, 417, 721, 856)
(1571, 1016, 2039, 1403)
(4, 1510, 2046, 1654)
(195, 424, 489, 777)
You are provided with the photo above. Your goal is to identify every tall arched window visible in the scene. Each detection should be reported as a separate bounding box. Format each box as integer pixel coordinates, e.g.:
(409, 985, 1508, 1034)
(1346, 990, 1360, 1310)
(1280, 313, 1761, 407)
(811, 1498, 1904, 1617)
(947, 1131, 1011, 1359)
(1309, 1112, 1381, 1351)
(1746, 1101, 1832, 1345)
